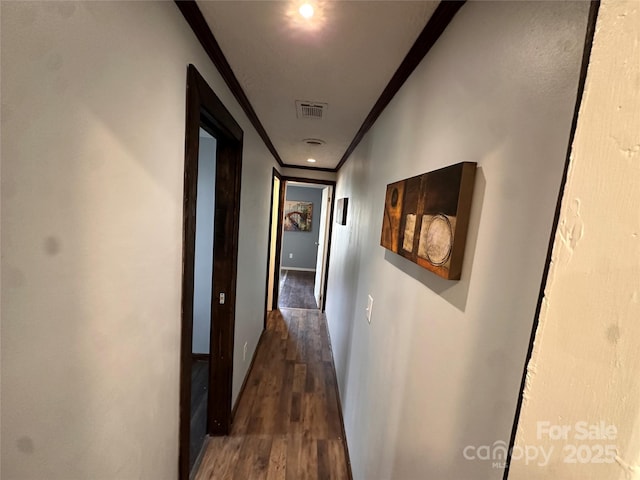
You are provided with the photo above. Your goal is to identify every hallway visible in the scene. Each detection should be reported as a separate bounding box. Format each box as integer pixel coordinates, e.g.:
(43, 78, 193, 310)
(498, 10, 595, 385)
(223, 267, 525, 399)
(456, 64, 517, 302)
(194, 308, 350, 480)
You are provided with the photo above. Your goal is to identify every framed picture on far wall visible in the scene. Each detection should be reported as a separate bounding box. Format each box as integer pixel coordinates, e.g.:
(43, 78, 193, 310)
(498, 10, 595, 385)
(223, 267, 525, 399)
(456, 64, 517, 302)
(336, 198, 348, 225)
(284, 200, 313, 231)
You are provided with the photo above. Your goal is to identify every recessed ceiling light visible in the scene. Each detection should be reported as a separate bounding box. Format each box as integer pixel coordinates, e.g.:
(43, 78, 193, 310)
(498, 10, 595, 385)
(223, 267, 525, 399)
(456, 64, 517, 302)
(286, 1, 326, 32)
(307, 158, 317, 163)
(299, 3, 314, 19)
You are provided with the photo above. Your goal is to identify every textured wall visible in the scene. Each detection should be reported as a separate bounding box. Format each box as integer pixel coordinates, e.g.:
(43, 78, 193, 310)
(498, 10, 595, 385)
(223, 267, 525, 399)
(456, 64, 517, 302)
(324, 2, 590, 479)
(510, 1, 640, 478)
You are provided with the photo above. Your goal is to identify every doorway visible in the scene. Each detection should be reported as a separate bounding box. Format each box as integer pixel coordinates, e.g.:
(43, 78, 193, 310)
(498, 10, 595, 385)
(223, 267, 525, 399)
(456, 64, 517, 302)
(189, 128, 216, 471)
(179, 65, 243, 480)
(264, 176, 335, 316)
(264, 169, 283, 315)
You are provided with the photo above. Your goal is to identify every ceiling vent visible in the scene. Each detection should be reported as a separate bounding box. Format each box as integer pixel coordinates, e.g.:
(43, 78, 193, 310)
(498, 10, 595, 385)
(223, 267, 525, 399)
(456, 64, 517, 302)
(296, 100, 327, 120)
(303, 138, 326, 146)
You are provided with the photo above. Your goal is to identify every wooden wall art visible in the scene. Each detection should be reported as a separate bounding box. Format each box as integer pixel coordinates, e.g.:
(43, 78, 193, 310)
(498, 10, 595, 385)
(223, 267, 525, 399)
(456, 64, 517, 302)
(380, 162, 477, 280)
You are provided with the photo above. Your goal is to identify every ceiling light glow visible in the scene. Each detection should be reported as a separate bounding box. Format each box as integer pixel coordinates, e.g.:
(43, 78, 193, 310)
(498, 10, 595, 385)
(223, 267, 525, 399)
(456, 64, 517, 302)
(299, 3, 314, 19)
(286, 1, 328, 32)
(307, 158, 317, 163)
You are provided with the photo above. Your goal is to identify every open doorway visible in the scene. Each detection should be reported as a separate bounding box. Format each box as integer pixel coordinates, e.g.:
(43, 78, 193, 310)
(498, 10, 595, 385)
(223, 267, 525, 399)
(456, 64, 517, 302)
(179, 65, 243, 480)
(189, 127, 217, 471)
(264, 169, 283, 315)
(264, 175, 335, 316)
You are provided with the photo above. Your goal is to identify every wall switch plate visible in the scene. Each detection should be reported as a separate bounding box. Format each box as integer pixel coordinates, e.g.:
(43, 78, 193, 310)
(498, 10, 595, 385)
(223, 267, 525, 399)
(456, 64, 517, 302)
(289, 253, 293, 259)
(243, 342, 248, 361)
(366, 295, 373, 323)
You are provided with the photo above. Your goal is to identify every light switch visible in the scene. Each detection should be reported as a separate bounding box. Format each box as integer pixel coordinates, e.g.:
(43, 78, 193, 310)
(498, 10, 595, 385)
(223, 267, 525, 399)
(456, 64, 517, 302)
(366, 295, 373, 323)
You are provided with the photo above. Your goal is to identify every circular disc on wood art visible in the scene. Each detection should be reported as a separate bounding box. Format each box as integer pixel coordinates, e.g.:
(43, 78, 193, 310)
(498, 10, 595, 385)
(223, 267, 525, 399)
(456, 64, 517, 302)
(426, 214, 453, 266)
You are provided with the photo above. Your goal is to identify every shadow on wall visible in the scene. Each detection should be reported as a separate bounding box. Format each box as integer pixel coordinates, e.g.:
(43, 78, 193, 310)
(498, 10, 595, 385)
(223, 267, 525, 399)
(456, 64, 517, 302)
(383, 167, 486, 313)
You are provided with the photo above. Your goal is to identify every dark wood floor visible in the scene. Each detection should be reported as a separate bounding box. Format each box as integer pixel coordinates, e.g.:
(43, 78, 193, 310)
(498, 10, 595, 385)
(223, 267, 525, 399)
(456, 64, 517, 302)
(191, 359, 209, 470)
(194, 308, 351, 480)
(279, 270, 318, 310)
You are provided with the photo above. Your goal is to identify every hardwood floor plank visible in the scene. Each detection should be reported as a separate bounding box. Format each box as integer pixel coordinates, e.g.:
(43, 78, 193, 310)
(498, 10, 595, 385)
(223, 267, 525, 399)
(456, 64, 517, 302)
(233, 435, 272, 480)
(321, 341, 333, 363)
(274, 361, 294, 434)
(309, 313, 323, 363)
(193, 437, 222, 480)
(298, 312, 310, 362)
(190, 360, 210, 469)
(305, 362, 318, 393)
(320, 362, 341, 439)
(290, 392, 302, 423)
(195, 437, 243, 480)
(195, 308, 351, 480)
(299, 438, 318, 480)
(285, 314, 300, 362)
(284, 434, 302, 480)
(293, 363, 307, 393)
(266, 436, 287, 480)
(328, 439, 349, 480)
(316, 439, 330, 480)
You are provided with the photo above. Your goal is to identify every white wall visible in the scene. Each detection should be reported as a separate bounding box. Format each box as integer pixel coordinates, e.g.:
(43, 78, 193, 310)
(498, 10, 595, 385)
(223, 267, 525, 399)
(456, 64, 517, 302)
(192, 133, 216, 355)
(324, 2, 590, 479)
(510, 2, 640, 479)
(0, 2, 275, 478)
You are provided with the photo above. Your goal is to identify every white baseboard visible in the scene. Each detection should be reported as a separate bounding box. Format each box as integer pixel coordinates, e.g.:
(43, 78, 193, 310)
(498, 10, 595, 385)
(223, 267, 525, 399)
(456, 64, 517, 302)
(281, 267, 316, 272)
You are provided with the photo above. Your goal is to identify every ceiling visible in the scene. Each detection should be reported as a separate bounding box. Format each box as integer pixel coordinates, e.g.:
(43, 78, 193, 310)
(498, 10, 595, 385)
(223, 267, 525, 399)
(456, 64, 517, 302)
(196, 1, 439, 170)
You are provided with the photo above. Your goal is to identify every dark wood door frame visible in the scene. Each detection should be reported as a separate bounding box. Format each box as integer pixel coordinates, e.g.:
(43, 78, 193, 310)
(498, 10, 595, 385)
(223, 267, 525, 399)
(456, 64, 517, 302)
(179, 64, 243, 480)
(264, 175, 336, 325)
